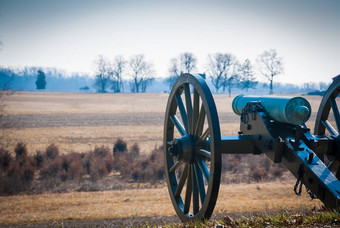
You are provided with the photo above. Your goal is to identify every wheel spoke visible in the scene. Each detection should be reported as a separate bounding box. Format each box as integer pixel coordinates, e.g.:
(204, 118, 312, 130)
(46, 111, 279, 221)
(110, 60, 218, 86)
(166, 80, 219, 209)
(197, 127, 210, 146)
(330, 97, 340, 132)
(197, 149, 211, 160)
(191, 164, 199, 214)
(175, 93, 189, 134)
(169, 160, 183, 174)
(195, 104, 206, 136)
(196, 157, 210, 183)
(175, 164, 189, 199)
(193, 89, 199, 135)
(184, 165, 192, 214)
(194, 162, 206, 205)
(322, 120, 339, 136)
(184, 84, 193, 134)
(170, 115, 186, 136)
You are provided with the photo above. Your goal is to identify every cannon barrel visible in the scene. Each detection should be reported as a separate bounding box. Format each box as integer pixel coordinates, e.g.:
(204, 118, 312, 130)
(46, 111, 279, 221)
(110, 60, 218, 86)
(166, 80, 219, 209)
(232, 95, 311, 125)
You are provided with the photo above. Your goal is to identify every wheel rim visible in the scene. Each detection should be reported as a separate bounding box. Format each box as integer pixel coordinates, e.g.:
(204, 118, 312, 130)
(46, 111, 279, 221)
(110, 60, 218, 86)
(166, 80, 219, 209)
(314, 75, 340, 179)
(164, 73, 221, 222)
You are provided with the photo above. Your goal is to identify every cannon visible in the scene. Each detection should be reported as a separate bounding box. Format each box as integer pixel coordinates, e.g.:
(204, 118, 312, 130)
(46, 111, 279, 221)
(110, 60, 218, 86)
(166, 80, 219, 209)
(164, 73, 340, 222)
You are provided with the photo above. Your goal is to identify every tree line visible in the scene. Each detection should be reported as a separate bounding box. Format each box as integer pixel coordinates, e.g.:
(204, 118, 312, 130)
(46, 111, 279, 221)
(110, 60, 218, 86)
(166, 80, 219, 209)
(95, 49, 283, 95)
(165, 49, 284, 95)
(0, 49, 329, 94)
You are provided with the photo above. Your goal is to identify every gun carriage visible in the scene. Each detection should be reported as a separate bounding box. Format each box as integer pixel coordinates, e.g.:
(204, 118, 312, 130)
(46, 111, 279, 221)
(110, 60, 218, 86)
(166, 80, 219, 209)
(164, 73, 340, 222)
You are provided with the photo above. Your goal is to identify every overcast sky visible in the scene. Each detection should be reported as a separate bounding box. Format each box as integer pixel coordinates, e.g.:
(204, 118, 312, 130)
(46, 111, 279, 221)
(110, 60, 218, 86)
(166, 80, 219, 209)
(0, 0, 339, 85)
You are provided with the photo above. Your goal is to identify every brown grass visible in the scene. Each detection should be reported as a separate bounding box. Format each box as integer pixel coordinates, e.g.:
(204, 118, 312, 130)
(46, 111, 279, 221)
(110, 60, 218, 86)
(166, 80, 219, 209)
(0, 181, 322, 224)
(1, 93, 323, 155)
(4, 92, 169, 114)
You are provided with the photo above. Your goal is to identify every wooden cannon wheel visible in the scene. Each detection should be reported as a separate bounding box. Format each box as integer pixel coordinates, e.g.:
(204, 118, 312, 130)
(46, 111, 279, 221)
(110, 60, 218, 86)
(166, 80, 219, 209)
(163, 74, 221, 222)
(314, 75, 340, 179)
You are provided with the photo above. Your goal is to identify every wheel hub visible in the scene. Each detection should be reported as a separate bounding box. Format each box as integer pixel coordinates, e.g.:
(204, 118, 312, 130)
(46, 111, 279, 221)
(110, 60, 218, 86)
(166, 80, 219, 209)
(168, 135, 197, 164)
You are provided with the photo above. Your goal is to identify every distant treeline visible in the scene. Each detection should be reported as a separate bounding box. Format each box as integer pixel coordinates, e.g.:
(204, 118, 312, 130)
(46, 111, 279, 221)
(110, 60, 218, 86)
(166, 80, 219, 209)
(0, 66, 328, 94)
(0, 67, 94, 92)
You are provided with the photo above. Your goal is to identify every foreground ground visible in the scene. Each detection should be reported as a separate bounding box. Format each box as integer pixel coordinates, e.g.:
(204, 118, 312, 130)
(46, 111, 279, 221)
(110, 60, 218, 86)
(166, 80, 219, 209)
(0, 181, 322, 225)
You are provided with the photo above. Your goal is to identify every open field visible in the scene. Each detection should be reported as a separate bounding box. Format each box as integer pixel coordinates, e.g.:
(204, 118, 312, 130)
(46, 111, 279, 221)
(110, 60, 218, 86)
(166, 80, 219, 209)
(0, 92, 323, 155)
(0, 181, 322, 225)
(0, 92, 330, 226)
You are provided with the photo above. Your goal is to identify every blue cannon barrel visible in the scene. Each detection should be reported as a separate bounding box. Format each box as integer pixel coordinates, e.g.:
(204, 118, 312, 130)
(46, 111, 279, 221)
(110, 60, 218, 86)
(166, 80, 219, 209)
(232, 95, 312, 125)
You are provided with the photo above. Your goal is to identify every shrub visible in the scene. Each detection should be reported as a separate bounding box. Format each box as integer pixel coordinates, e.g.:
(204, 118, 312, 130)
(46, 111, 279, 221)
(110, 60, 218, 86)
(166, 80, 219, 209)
(271, 165, 286, 179)
(113, 138, 127, 155)
(14, 142, 28, 163)
(122, 146, 164, 183)
(34, 151, 44, 168)
(94, 146, 110, 158)
(0, 147, 12, 170)
(2, 160, 35, 195)
(88, 153, 109, 179)
(40, 156, 63, 179)
(130, 143, 140, 158)
(103, 153, 114, 173)
(262, 157, 273, 172)
(45, 144, 59, 160)
(250, 162, 268, 181)
(62, 152, 86, 180)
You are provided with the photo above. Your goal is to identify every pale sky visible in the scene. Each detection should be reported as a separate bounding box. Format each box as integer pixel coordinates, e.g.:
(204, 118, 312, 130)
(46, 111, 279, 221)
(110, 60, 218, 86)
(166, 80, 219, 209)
(0, 0, 339, 85)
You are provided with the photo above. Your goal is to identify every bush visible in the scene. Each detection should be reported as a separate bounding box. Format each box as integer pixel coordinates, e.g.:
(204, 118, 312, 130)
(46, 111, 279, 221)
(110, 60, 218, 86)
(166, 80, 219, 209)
(34, 151, 44, 168)
(14, 142, 28, 164)
(45, 144, 59, 160)
(271, 165, 286, 179)
(130, 143, 140, 158)
(88, 153, 109, 179)
(113, 138, 127, 155)
(94, 146, 110, 158)
(40, 156, 63, 178)
(122, 146, 164, 183)
(62, 152, 86, 180)
(250, 162, 268, 181)
(0, 147, 12, 170)
(2, 160, 36, 194)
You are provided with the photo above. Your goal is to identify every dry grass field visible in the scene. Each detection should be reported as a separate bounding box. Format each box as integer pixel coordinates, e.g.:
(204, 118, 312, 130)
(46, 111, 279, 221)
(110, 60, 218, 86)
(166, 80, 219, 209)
(0, 181, 322, 224)
(0, 92, 328, 225)
(0, 92, 322, 155)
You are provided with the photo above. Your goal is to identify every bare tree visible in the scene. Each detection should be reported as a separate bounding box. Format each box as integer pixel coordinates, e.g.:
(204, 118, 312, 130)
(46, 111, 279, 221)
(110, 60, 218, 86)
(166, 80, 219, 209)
(223, 60, 240, 97)
(207, 53, 234, 93)
(207, 53, 240, 97)
(319, 82, 329, 91)
(238, 59, 258, 92)
(129, 55, 154, 93)
(302, 82, 318, 92)
(110, 55, 126, 93)
(257, 49, 284, 94)
(94, 55, 111, 93)
(165, 58, 181, 90)
(180, 52, 197, 73)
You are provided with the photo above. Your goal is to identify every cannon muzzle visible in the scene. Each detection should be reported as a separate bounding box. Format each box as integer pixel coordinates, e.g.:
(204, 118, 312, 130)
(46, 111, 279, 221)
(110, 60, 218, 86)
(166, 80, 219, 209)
(232, 95, 311, 125)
